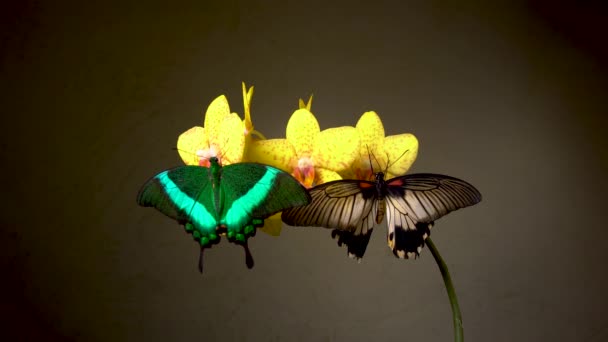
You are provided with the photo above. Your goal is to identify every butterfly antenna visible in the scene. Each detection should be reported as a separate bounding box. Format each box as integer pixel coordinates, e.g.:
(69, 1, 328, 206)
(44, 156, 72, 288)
(383, 154, 391, 174)
(385, 149, 410, 171)
(365, 144, 374, 174)
(172, 147, 194, 155)
(369, 146, 384, 175)
(172, 147, 206, 164)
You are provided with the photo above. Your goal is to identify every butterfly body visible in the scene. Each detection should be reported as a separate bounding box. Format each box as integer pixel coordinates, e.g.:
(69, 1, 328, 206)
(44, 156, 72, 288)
(371, 172, 387, 224)
(138, 157, 311, 273)
(282, 172, 481, 260)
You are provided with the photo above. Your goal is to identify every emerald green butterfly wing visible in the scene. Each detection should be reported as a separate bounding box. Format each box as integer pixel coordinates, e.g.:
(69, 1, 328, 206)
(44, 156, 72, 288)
(216, 162, 311, 269)
(219, 162, 312, 240)
(137, 166, 218, 236)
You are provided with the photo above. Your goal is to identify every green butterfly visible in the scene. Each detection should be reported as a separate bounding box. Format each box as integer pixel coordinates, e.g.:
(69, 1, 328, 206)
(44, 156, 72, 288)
(137, 157, 311, 273)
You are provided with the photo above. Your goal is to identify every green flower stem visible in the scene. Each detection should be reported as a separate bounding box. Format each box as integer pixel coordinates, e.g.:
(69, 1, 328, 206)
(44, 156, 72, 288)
(426, 237, 464, 342)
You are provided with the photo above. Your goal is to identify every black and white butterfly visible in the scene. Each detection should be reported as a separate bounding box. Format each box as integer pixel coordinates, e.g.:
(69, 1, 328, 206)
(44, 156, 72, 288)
(281, 168, 482, 260)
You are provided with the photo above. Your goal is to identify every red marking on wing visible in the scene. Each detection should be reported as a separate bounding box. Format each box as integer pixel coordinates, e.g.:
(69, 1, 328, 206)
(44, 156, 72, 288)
(387, 178, 404, 186)
(359, 182, 374, 189)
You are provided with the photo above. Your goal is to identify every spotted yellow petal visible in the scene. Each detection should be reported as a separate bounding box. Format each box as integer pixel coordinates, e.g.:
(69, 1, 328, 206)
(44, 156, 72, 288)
(384, 133, 418, 177)
(336, 167, 357, 181)
(316, 168, 342, 184)
(313, 126, 359, 172)
(243, 130, 268, 164)
(177, 126, 208, 165)
(215, 113, 245, 165)
(286, 109, 320, 157)
(298, 95, 313, 110)
(259, 214, 283, 236)
(204, 95, 231, 146)
(245, 139, 296, 172)
(339, 157, 377, 181)
(242, 82, 254, 135)
(355, 111, 385, 157)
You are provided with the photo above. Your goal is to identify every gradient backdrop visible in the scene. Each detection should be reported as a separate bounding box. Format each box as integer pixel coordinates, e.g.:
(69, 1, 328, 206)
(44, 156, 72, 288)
(2, 1, 607, 341)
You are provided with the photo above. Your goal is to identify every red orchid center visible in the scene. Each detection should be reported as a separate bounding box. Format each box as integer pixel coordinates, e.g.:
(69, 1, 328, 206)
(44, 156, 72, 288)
(292, 156, 315, 188)
(196, 146, 221, 167)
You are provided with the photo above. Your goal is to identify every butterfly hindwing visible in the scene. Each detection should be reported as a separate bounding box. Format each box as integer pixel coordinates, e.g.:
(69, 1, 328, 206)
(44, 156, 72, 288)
(331, 228, 374, 260)
(385, 173, 482, 258)
(282, 180, 377, 259)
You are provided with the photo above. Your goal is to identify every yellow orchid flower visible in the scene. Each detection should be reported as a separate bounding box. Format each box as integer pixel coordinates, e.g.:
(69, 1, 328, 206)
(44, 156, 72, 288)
(343, 111, 418, 181)
(177, 94, 245, 167)
(177, 81, 269, 166)
(247, 96, 360, 188)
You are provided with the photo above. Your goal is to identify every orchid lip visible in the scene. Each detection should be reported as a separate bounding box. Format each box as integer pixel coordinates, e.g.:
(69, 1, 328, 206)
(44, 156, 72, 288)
(292, 157, 316, 188)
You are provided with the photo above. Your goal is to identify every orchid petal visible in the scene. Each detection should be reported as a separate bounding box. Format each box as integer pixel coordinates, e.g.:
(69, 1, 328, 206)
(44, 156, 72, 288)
(313, 126, 359, 172)
(259, 214, 283, 236)
(355, 111, 385, 157)
(177, 126, 208, 166)
(216, 113, 245, 165)
(298, 95, 313, 110)
(316, 168, 342, 184)
(384, 133, 418, 177)
(242, 82, 255, 135)
(245, 138, 296, 172)
(204, 95, 231, 146)
(286, 109, 320, 157)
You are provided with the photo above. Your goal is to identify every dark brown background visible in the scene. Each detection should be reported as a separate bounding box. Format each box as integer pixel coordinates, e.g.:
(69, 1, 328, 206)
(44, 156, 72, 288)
(2, 1, 607, 341)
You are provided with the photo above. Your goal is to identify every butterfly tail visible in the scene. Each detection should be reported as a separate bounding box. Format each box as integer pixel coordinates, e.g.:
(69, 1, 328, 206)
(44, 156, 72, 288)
(243, 241, 255, 269)
(198, 246, 205, 274)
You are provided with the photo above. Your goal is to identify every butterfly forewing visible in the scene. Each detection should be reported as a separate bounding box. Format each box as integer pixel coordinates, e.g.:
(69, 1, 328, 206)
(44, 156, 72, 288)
(282, 180, 377, 236)
(137, 166, 217, 230)
(391, 173, 482, 222)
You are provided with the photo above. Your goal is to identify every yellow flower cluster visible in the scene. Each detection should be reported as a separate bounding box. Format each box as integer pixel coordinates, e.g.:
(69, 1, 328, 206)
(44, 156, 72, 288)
(176, 82, 418, 235)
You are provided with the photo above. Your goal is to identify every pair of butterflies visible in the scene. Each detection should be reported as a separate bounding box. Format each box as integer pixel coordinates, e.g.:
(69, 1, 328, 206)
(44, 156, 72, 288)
(137, 156, 482, 273)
